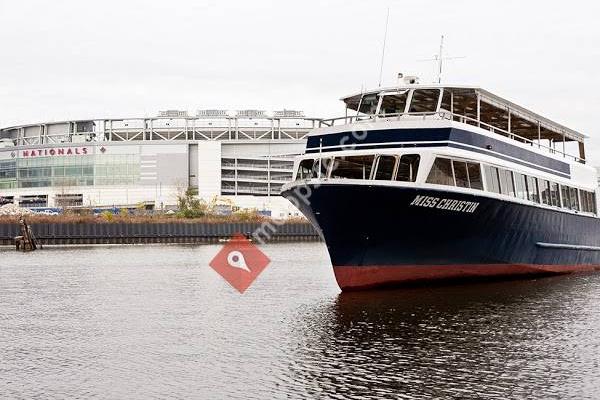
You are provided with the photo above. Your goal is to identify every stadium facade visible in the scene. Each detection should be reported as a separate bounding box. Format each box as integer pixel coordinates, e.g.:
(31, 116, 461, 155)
(0, 109, 315, 217)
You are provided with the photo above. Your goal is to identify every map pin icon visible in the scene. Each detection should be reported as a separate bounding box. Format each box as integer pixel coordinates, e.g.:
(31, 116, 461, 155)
(227, 251, 251, 272)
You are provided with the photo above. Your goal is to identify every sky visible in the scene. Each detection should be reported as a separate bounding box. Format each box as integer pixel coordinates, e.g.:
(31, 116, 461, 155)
(1, 0, 599, 162)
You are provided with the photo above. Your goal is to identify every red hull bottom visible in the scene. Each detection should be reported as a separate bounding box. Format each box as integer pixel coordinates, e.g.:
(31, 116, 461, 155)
(333, 264, 600, 291)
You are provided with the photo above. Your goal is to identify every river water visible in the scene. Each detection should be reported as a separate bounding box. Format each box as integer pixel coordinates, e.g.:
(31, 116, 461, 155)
(1, 243, 599, 399)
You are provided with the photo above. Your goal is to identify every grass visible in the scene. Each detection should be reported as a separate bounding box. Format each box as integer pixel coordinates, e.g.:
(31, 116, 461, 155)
(0, 212, 308, 225)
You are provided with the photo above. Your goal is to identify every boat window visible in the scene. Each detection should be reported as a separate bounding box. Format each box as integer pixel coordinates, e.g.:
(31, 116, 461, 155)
(526, 176, 540, 203)
(408, 89, 440, 113)
(297, 158, 316, 180)
(580, 189, 589, 213)
(549, 182, 560, 207)
(426, 157, 454, 186)
(453, 161, 469, 188)
(379, 92, 408, 115)
(540, 180, 551, 206)
(330, 155, 374, 180)
(498, 169, 516, 197)
(569, 187, 580, 211)
(396, 154, 420, 182)
(467, 162, 484, 190)
(588, 191, 596, 213)
(483, 165, 501, 194)
(319, 157, 332, 178)
(514, 173, 528, 200)
(561, 185, 571, 209)
(440, 89, 452, 112)
(374, 155, 397, 180)
(357, 94, 379, 115)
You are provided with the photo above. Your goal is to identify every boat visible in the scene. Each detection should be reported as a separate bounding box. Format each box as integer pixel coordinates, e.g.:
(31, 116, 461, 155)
(281, 74, 600, 291)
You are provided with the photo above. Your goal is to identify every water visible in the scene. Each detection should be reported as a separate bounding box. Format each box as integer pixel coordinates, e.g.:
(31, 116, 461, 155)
(1, 243, 600, 399)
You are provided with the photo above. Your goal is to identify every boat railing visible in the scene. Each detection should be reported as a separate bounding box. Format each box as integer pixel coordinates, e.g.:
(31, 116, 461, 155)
(317, 111, 584, 164)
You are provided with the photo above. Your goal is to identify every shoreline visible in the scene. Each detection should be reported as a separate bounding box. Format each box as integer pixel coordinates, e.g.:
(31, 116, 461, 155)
(0, 221, 321, 246)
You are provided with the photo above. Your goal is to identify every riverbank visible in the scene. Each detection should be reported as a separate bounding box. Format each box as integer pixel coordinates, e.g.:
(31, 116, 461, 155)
(0, 221, 320, 245)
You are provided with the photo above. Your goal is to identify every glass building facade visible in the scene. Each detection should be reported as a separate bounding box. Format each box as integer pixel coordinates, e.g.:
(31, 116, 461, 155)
(0, 154, 140, 189)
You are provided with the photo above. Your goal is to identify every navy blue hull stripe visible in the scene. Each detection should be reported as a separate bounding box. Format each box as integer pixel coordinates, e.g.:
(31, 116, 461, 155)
(306, 127, 571, 178)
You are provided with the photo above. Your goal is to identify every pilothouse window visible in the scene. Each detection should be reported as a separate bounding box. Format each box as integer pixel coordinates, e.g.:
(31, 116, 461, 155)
(357, 94, 379, 115)
(408, 89, 441, 113)
(379, 92, 408, 115)
(330, 155, 374, 180)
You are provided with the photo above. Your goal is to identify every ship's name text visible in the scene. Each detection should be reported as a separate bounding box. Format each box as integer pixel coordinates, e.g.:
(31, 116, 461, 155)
(410, 195, 479, 213)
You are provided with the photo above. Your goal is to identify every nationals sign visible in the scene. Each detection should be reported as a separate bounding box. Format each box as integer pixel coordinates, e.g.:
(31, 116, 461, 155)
(20, 147, 90, 158)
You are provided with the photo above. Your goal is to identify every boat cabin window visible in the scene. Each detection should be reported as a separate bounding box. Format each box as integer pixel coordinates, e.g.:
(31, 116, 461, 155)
(424, 157, 596, 215)
(467, 163, 484, 190)
(569, 187, 580, 211)
(498, 169, 516, 197)
(453, 161, 469, 188)
(539, 180, 551, 206)
(318, 157, 332, 178)
(357, 94, 379, 115)
(396, 154, 420, 182)
(408, 89, 440, 113)
(426, 158, 454, 186)
(374, 155, 397, 180)
(330, 155, 374, 179)
(427, 157, 484, 190)
(297, 158, 317, 180)
(561, 185, 571, 209)
(526, 176, 540, 203)
(580, 189, 590, 213)
(483, 165, 501, 194)
(580, 190, 597, 214)
(550, 182, 560, 207)
(514, 173, 527, 200)
(379, 91, 408, 115)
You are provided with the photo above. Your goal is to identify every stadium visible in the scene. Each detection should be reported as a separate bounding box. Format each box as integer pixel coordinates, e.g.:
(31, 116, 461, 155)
(0, 109, 317, 217)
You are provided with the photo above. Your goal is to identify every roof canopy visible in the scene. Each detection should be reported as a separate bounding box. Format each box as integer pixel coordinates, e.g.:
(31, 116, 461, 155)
(342, 85, 585, 143)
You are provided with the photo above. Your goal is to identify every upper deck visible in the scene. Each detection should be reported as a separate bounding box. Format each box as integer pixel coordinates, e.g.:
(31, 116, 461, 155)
(315, 78, 586, 164)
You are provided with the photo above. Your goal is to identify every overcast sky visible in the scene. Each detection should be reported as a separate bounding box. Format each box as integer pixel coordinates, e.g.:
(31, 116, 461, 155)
(1, 0, 599, 162)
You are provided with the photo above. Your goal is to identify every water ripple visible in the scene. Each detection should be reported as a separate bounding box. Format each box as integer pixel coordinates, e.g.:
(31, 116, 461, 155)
(1, 244, 599, 399)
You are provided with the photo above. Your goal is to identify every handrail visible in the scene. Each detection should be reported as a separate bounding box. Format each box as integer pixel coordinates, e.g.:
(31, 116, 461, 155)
(316, 111, 584, 164)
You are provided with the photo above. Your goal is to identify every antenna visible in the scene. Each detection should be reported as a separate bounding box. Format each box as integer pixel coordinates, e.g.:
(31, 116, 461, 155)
(417, 35, 465, 83)
(378, 7, 390, 87)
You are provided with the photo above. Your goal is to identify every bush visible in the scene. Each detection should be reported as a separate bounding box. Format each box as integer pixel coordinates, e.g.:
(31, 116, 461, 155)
(176, 188, 208, 219)
(101, 211, 114, 222)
